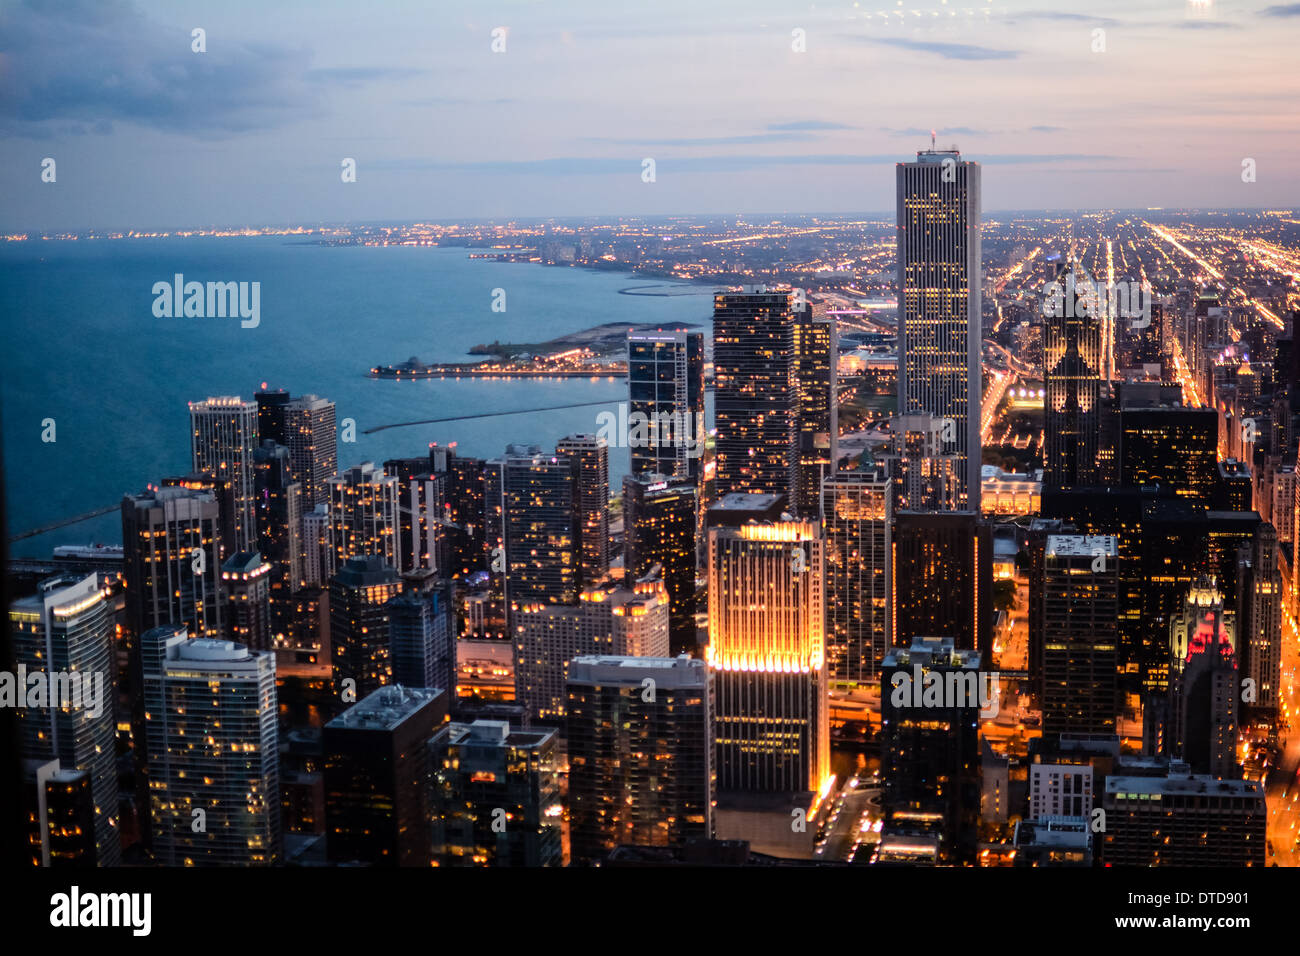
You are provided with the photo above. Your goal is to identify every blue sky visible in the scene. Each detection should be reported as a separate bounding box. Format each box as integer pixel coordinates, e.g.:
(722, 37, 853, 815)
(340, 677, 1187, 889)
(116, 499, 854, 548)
(2, 0, 1298, 230)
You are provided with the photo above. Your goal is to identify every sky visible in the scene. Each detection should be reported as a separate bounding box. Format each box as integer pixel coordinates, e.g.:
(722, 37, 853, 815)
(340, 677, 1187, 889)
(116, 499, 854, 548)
(1, 0, 1298, 231)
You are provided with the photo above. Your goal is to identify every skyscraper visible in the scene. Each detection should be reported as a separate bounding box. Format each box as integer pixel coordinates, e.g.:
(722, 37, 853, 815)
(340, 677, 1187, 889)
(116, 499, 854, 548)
(1119, 405, 1218, 502)
(189, 396, 259, 554)
(144, 632, 280, 865)
(327, 461, 399, 571)
(430, 720, 563, 867)
(284, 394, 338, 508)
(486, 444, 578, 609)
(1100, 770, 1265, 867)
(1169, 580, 1239, 778)
(513, 578, 671, 724)
(879, 637, 982, 865)
(328, 555, 403, 702)
(896, 147, 982, 511)
(713, 288, 798, 499)
(121, 484, 225, 641)
(556, 434, 610, 588)
(821, 468, 892, 685)
(707, 520, 827, 794)
(792, 302, 838, 518)
(1043, 267, 1103, 487)
(884, 413, 961, 512)
(565, 655, 715, 864)
(1041, 535, 1119, 736)
(323, 685, 447, 866)
(384, 458, 448, 576)
(222, 551, 273, 652)
(387, 584, 455, 695)
(10, 574, 120, 867)
(252, 439, 303, 632)
(1236, 525, 1281, 715)
(622, 472, 699, 654)
(892, 510, 992, 658)
(626, 328, 705, 482)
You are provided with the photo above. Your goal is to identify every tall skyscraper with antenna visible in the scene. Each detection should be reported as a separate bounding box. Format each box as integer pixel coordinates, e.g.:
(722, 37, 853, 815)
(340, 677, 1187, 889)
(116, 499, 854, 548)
(896, 146, 982, 511)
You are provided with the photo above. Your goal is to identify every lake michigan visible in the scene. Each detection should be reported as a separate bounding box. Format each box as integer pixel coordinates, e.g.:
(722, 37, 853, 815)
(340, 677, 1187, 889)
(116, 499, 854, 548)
(0, 238, 710, 557)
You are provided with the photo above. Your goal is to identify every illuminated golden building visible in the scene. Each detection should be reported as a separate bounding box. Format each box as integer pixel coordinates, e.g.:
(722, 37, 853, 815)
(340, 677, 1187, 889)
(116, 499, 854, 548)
(707, 520, 828, 793)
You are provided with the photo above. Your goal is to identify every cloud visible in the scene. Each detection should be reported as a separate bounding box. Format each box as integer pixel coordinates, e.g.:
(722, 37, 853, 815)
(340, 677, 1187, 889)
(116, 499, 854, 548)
(1029, 125, 1065, 133)
(0, 0, 320, 136)
(1260, 3, 1300, 16)
(766, 121, 855, 131)
(1006, 11, 1119, 27)
(0, 0, 420, 137)
(859, 36, 1021, 60)
(371, 153, 1125, 176)
(306, 67, 426, 85)
(582, 133, 815, 147)
(882, 127, 991, 137)
(1180, 20, 1242, 29)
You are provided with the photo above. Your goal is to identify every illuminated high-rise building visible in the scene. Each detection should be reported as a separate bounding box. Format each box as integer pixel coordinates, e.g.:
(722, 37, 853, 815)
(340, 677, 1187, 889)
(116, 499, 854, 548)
(301, 504, 334, 588)
(1043, 268, 1103, 487)
(513, 578, 670, 724)
(10, 573, 120, 867)
(189, 396, 259, 553)
(486, 444, 579, 609)
(222, 551, 272, 652)
(328, 555, 403, 702)
(884, 414, 961, 512)
(626, 328, 705, 482)
(712, 289, 798, 499)
(1119, 405, 1217, 502)
(1041, 535, 1119, 736)
(821, 468, 892, 685)
(1169, 580, 1239, 779)
(879, 637, 982, 865)
(1100, 771, 1265, 867)
(557, 434, 610, 588)
(255, 386, 292, 444)
(430, 719, 563, 867)
(1236, 524, 1281, 715)
(896, 147, 982, 511)
(622, 472, 699, 654)
(892, 510, 992, 659)
(707, 520, 827, 794)
(792, 303, 838, 518)
(252, 440, 303, 634)
(565, 655, 715, 864)
(144, 632, 280, 865)
(284, 394, 338, 508)
(323, 685, 446, 866)
(446, 453, 487, 578)
(121, 484, 225, 641)
(384, 457, 449, 576)
(327, 461, 399, 570)
(386, 583, 455, 695)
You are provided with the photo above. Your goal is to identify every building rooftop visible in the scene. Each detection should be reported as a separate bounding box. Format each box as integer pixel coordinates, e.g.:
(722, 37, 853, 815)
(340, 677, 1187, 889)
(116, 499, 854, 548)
(1105, 773, 1264, 798)
(1045, 534, 1118, 558)
(326, 685, 441, 732)
(567, 654, 709, 689)
(883, 636, 981, 670)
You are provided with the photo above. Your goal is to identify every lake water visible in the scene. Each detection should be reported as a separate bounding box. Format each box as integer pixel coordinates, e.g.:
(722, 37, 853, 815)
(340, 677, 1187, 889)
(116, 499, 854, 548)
(0, 238, 710, 557)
